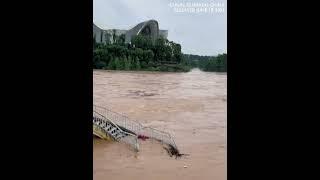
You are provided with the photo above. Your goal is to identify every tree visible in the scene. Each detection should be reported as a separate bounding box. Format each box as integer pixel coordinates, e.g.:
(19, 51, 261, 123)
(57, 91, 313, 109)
(93, 48, 108, 67)
(127, 55, 133, 70)
(131, 35, 143, 48)
(172, 42, 182, 63)
(131, 35, 153, 49)
(119, 34, 126, 45)
(135, 48, 144, 61)
(143, 36, 153, 50)
(107, 57, 116, 70)
(112, 29, 116, 44)
(135, 57, 141, 70)
(164, 44, 172, 62)
(141, 61, 147, 69)
(144, 50, 154, 63)
(124, 56, 131, 70)
(114, 57, 122, 70)
(218, 53, 227, 72)
(154, 37, 166, 62)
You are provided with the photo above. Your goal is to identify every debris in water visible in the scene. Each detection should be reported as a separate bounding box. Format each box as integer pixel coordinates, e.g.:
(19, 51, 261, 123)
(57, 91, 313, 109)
(163, 144, 190, 159)
(138, 134, 149, 141)
(184, 165, 188, 168)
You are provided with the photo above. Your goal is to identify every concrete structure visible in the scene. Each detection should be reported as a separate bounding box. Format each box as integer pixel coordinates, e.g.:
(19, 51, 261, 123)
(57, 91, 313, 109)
(93, 20, 168, 44)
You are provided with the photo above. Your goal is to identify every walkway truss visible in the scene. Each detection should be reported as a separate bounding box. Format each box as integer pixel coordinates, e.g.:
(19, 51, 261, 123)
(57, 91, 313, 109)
(93, 105, 178, 152)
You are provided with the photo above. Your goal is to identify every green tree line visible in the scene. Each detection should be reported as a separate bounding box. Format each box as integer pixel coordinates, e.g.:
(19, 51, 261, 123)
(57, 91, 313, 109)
(93, 34, 191, 72)
(183, 53, 227, 72)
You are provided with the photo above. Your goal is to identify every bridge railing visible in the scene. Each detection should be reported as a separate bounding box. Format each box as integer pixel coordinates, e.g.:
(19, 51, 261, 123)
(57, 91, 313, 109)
(93, 108, 139, 151)
(94, 105, 144, 133)
(93, 104, 178, 151)
(140, 127, 177, 149)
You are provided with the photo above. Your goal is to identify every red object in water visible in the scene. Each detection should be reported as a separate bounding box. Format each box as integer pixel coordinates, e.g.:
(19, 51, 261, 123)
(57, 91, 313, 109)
(138, 134, 149, 141)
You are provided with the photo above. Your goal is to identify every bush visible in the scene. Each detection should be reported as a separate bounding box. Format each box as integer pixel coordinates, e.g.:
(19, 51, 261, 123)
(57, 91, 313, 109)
(107, 58, 116, 70)
(159, 66, 167, 72)
(114, 57, 123, 70)
(135, 58, 141, 70)
(140, 61, 148, 69)
(94, 61, 106, 69)
(167, 67, 175, 72)
(146, 67, 160, 71)
(124, 56, 131, 70)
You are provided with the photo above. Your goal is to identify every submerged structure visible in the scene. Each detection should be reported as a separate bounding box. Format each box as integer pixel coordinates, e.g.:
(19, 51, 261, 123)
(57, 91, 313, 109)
(93, 20, 168, 44)
(93, 105, 179, 155)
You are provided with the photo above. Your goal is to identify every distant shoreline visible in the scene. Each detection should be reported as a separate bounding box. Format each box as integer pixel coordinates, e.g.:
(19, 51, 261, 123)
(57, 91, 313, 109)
(93, 68, 227, 74)
(93, 68, 190, 74)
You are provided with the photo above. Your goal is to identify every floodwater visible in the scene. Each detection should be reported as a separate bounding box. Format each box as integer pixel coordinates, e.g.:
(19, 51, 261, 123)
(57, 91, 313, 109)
(93, 68, 227, 180)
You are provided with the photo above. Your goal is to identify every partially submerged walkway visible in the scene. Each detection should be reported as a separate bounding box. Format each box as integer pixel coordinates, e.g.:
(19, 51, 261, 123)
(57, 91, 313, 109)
(93, 105, 179, 154)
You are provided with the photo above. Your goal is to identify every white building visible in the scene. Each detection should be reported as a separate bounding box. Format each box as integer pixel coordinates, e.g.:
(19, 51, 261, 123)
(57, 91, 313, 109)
(93, 20, 168, 44)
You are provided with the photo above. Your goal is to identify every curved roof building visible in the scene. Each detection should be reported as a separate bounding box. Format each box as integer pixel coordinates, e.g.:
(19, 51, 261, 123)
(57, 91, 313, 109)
(93, 20, 168, 44)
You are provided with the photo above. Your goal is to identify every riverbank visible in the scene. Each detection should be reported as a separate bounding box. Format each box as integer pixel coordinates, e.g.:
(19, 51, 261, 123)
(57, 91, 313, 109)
(93, 63, 191, 72)
(93, 68, 192, 74)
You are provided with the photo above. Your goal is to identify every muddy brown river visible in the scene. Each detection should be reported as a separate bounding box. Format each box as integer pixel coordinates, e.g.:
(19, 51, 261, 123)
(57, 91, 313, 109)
(93, 68, 226, 180)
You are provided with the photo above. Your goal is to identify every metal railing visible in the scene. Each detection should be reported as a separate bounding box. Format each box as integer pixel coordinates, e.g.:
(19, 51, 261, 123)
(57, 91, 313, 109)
(93, 108, 139, 151)
(94, 105, 144, 134)
(93, 104, 178, 151)
(140, 127, 177, 149)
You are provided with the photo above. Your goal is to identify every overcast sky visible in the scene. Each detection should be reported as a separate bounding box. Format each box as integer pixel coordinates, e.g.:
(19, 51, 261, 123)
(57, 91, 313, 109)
(93, 0, 227, 56)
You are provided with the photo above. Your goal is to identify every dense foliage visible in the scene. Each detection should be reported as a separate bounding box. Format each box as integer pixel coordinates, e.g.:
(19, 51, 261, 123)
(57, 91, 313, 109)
(93, 34, 191, 72)
(93, 32, 227, 72)
(183, 53, 227, 72)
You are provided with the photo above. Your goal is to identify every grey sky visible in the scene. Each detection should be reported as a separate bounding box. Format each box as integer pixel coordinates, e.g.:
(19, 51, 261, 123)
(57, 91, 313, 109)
(93, 0, 227, 56)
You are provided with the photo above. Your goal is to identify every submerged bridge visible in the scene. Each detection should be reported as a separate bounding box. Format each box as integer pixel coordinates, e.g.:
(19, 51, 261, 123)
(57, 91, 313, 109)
(93, 105, 178, 152)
